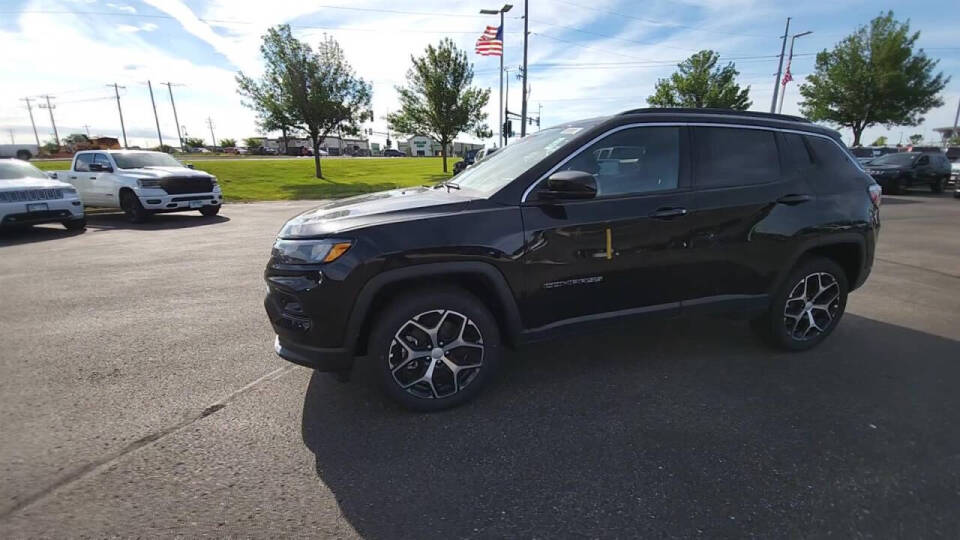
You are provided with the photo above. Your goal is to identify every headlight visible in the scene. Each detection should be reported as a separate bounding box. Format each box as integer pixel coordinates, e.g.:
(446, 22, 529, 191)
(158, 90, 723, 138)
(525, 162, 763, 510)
(210, 176, 219, 186)
(271, 238, 352, 264)
(62, 187, 77, 195)
(138, 178, 163, 189)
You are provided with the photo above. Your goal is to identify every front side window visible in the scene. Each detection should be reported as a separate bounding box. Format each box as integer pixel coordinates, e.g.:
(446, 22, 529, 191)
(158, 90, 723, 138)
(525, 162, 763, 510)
(557, 126, 680, 197)
(868, 152, 916, 167)
(74, 153, 93, 172)
(694, 127, 780, 188)
(93, 154, 112, 168)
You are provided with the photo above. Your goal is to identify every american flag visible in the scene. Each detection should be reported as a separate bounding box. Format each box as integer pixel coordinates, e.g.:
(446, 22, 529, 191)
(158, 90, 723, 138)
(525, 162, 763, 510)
(475, 25, 503, 56)
(781, 64, 793, 85)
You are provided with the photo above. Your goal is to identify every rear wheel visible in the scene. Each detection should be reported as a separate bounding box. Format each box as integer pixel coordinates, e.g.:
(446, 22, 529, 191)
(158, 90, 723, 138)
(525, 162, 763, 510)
(931, 176, 945, 193)
(120, 191, 150, 223)
(199, 205, 220, 217)
(369, 288, 501, 411)
(753, 256, 848, 351)
(62, 217, 86, 231)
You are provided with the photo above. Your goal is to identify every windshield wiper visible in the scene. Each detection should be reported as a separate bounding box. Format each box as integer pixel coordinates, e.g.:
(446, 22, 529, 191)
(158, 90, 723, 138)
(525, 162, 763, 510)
(436, 181, 461, 192)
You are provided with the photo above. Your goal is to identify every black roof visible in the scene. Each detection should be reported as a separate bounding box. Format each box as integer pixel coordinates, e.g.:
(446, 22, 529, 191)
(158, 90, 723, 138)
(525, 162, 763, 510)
(618, 107, 810, 124)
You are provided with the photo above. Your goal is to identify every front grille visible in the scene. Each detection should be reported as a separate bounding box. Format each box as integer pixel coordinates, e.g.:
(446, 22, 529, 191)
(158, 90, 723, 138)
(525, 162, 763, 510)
(171, 195, 214, 202)
(0, 189, 64, 202)
(159, 176, 214, 195)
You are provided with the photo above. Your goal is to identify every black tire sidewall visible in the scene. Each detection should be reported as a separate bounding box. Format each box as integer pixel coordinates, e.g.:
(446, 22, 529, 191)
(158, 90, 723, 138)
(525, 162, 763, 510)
(62, 218, 86, 230)
(120, 192, 149, 223)
(763, 257, 849, 351)
(200, 205, 220, 216)
(369, 288, 502, 412)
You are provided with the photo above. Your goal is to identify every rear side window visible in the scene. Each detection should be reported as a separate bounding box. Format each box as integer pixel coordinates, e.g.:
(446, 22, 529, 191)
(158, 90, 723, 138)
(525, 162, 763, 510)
(805, 136, 865, 194)
(780, 133, 813, 175)
(694, 127, 779, 188)
(74, 154, 93, 172)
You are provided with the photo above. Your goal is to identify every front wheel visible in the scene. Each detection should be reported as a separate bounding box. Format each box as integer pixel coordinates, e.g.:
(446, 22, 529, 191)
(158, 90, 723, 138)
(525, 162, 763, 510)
(120, 191, 150, 223)
(62, 217, 86, 231)
(199, 205, 220, 216)
(931, 176, 945, 193)
(886, 177, 904, 195)
(369, 288, 501, 411)
(753, 256, 849, 351)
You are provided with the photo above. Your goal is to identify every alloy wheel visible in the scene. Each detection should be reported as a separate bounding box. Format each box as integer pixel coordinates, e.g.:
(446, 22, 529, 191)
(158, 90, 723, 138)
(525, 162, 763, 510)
(783, 272, 841, 341)
(388, 309, 484, 399)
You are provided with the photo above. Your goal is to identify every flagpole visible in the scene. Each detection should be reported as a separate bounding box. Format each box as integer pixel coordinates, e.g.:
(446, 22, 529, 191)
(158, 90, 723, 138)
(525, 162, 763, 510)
(499, 10, 505, 148)
(778, 30, 812, 115)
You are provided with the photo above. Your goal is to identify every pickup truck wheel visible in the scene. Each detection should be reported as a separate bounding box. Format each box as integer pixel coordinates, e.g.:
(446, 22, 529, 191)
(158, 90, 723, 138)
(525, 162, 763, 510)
(199, 205, 220, 217)
(120, 191, 150, 223)
(62, 218, 86, 231)
(15, 150, 31, 160)
(753, 256, 848, 351)
(931, 176, 945, 193)
(369, 288, 501, 412)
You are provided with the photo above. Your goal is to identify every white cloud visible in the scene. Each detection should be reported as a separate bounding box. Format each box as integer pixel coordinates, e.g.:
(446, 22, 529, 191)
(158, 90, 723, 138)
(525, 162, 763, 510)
(115, 23, 159, 33)
(105, 3, 137, 14)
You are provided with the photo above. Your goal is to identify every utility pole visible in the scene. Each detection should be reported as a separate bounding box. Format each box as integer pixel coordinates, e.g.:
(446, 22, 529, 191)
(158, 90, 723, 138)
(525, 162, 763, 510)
(8, 129, 14, 144)
(20, 97, 41, 148)
(537, 102, 542, 131)
(161, 82, 184, 151)
(777, 30, 812, 114)
(82, 124, 91, 136)
(951, 96, 960, 148)
(206, 117, 216, 147)
(108, 83, 128, 149)
(146, 80, 164, 148)
(38, 95, 60, 148)
(771, 17, 791, 113)
(520, 0, 529, 137)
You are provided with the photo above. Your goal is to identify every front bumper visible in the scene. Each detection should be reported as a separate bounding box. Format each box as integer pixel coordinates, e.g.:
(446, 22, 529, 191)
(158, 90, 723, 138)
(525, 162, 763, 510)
(273, 335, 354, 371)
(136, 189, 223, 211)
(1, 198, 84, 226)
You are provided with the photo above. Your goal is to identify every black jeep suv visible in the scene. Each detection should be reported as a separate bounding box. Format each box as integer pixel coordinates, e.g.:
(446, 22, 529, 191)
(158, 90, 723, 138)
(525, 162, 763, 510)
(864, 151, 952, 194)
(264, 108, 880, 411)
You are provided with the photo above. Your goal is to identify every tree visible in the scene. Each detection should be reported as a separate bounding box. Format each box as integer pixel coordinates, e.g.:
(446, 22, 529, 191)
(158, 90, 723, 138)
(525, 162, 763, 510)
(798, 12, 948, 146)
(949, 135, 960, 146)
(647, 50, 751, 110)
(244, 137, 263, 149)
(63, 133, 89, 145)
(242, 25, 372, 178)
(219, 137, 236, 147)
(870, 136, 888, 146)
(237, 63, 298, 155)
(908, 133, 923, 145)
(387, 38, 490, 173)
(184, 137, 205, 148)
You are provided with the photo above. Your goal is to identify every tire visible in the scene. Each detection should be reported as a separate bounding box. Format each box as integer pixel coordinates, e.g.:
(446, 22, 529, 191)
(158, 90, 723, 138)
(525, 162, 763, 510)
(62, 217, 86, 231)
(368, 287, 502, 411)
(199, 205, 220, 217)
(886, 177, 904, 195)
(15, 150, 31, 161)
(753, 256, 848, 351)
(931, 176, 945, 193)
(120, 190, 150, 223)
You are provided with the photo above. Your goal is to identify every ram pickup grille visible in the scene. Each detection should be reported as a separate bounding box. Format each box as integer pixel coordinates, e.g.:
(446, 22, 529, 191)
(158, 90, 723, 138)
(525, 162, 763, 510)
(159, 176, 214, 195)
(0, 189, 64, 202)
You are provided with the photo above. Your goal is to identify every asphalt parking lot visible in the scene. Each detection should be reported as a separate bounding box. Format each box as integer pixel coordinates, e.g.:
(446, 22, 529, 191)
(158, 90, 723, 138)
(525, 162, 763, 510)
(1, 193, 958, 537)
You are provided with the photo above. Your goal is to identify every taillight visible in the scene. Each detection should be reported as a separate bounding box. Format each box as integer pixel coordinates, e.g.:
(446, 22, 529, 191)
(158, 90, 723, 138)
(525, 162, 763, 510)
(868, 183, 882, 207)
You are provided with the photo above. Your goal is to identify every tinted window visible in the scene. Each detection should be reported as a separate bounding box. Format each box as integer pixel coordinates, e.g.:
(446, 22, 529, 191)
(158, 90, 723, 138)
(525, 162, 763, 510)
(74, 153, 93, 172)
(916, 155, 930, 166)
(780, 133, 813, 175)
(93, 153, 112, 168)
(558, 126, 680, 197)
(694, 127, 779, 188)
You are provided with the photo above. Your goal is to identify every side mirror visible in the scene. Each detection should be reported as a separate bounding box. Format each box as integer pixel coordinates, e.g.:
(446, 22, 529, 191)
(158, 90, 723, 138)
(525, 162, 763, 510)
(536, 170, 597, 201)
(186, 163, 195, 169)
(88, 163, 113, 173)
(47, 172, 58, 179)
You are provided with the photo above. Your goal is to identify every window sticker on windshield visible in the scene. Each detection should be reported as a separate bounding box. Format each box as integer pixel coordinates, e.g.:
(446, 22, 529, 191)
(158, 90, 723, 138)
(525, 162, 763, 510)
(560, 127, 582, 135)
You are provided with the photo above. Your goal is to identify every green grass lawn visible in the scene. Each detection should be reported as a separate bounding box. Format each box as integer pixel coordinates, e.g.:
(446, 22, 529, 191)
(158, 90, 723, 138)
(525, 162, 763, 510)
(33, 157, 458, 201)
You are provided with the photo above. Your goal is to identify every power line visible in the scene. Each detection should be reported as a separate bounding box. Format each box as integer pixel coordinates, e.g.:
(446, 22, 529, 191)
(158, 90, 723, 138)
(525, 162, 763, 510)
(5, 6, 497, 22)
(532, 21, 700, 52)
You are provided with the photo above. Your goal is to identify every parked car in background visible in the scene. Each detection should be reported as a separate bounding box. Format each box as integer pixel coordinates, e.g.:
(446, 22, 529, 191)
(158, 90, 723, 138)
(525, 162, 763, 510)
(453, 148, 480, 175)
(223, 147, 240, 154)
(263, 108, 880, 411)
(252, 146, 277, 156)
(850, 146, 898, 165)
(382, 149, 405, 157)
(0, 143, 40, 161)
(48, 150, 222, 223)
(865, 151, 952, 194)
(1, 158, 85, 230)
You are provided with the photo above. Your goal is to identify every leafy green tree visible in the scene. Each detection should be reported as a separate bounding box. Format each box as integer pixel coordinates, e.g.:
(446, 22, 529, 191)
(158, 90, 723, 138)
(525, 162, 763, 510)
(799, 12, 948, 146)
(183, 137, 205, 148)
(387, 38, 491, 172)
(647, 50, 751, 110)
(40, 140, 59, 154)
(948, 134, 960, 146)
(219, 137, 236, 148)
(908, 133, 923, 145)
(237, 61, 299, 155)
(870, 136, 888, 146)
(242, 25, 372, 178)
(243, 137, 263, 149)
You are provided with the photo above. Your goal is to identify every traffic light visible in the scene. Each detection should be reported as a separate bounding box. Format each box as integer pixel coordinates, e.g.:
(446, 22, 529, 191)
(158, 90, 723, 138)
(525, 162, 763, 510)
(503, 120, 513, 138)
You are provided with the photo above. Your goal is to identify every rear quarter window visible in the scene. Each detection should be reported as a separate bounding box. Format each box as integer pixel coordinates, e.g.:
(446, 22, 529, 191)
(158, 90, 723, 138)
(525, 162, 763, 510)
(804, 136, 866, 194)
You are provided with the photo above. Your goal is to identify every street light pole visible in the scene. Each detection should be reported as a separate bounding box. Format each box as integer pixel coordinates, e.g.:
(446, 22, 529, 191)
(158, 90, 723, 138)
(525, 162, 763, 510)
(480, 4, 513, 148)
(777, 30, 812, 114)
(520, 0, 529, 137)
(771, 17, 791, 113)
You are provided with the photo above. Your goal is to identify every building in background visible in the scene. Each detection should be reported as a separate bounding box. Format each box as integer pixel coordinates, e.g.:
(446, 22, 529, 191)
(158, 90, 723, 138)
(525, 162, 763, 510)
(398, 135, 484, 157)
(261, 135, 371, 156)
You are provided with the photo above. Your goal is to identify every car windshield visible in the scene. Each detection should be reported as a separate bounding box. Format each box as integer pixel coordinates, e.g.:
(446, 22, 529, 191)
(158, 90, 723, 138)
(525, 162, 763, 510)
(111, 152, 183, 169)
(871, 153, 917, 166)
(450, 125, 592, 196)
(0, 160, 49, 180)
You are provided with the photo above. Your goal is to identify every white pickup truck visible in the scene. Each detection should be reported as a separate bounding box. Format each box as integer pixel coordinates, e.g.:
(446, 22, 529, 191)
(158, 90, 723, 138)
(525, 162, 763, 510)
(0, 144, 40, 160)
(49, 150, 222, 222)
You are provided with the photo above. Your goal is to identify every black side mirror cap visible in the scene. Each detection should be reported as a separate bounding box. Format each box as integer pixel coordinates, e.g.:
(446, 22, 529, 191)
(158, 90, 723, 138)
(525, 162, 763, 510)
(88, 163, 113, 173)
(536, 170, 597, 201)
(186, 163, 195, 169)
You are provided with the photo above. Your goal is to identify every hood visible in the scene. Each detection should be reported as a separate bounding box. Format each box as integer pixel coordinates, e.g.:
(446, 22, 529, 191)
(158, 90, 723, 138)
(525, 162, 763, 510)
(0, 177, 75, 191)
(117, 166, 212, 179)
(279, 186, 476, 238)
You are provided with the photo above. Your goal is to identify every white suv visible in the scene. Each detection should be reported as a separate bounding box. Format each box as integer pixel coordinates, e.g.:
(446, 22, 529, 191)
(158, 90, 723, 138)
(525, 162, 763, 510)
(0, 159, 85, 230)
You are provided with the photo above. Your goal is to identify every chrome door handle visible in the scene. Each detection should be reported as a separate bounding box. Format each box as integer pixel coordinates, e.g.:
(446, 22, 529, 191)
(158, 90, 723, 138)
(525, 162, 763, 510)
(649, 207, 687, 219)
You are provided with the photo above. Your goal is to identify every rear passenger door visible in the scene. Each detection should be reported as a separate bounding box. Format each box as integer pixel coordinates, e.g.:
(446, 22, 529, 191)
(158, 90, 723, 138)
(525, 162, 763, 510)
(684, 126, 816, 304)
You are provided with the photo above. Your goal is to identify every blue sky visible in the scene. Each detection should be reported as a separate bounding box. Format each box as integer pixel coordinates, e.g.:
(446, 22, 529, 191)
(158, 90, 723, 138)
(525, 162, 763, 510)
(1, 0, 957, 148)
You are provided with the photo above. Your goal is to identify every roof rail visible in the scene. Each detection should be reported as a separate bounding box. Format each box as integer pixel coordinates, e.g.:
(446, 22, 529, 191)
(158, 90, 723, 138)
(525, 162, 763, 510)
(618, 107, 811, 124)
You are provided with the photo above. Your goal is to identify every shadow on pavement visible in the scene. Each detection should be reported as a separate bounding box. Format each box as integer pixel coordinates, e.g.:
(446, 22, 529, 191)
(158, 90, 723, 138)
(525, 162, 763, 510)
(0, 225, 85, 247)
(84, 212, 230, 231)
(301, 314, 960, 538)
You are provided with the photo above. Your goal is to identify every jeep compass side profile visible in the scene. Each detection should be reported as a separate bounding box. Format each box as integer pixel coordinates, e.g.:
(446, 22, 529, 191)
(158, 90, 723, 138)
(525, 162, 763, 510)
(264, 108, 880, 411)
